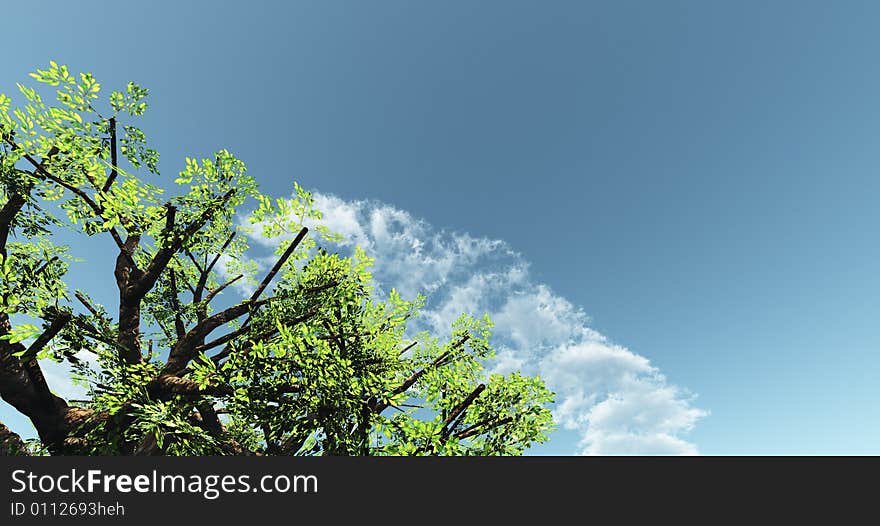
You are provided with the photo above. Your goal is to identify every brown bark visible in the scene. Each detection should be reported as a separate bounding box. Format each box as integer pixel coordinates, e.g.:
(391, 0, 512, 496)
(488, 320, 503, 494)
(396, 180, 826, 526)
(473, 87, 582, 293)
(0, 148, 56, 256)
(115, 234, 144, 364)
(0, 191, 27, 257)
(161, 299, 268, 374)
(0, 334, 77, 454)
(0, 421, 28, 455)
(147, 374, 233, 397)
(115, 192, 236, 366)
(196, 404, 224, 435)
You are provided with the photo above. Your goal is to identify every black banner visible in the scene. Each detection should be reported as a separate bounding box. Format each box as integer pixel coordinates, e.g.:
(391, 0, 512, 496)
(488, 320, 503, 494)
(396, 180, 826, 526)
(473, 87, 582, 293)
(0, 457, 872, 523)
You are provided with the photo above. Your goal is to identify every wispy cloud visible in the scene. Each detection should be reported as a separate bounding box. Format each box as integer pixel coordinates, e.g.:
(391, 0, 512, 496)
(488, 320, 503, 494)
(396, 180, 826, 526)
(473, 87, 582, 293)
(247, 192, 708, 455)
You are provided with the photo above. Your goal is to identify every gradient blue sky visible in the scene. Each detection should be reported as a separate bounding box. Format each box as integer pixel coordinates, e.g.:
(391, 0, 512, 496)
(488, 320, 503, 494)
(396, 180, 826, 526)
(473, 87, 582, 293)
(3, 1, 880, 454)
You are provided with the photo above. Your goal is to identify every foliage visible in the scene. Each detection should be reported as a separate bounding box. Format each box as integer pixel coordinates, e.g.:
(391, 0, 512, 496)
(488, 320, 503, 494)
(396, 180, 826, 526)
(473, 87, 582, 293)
(0, 63, 554, 455)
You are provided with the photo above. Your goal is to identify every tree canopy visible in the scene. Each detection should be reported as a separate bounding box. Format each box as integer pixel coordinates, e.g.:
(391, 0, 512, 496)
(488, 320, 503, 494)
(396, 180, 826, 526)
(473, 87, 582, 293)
(0, 63, 553, 455)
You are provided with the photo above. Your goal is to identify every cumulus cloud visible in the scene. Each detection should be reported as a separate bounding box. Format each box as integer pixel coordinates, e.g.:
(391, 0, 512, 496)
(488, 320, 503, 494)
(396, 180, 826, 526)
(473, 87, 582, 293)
(250, 191, 708, 455)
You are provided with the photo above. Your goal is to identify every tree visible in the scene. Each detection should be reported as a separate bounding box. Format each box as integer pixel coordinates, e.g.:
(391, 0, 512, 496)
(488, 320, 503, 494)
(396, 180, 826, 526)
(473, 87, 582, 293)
(0, 63, 553, 456)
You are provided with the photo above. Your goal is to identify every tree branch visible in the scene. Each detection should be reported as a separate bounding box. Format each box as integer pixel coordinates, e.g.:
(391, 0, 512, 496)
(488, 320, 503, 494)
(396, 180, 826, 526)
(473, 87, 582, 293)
(201, 228, 311, 366)
(0, 147, 57, 257)
(74, 291, 99, 316)
(398, 340, 418, 357)
(70, 318, 124, 353)
(303, 280, 340, 295)
(116, 234, 144, 364)
(147, 374, 232, 397)
(101, 117, 118, 193)
(161, 298, 270, 374)
(205, 231, 236, 275)
(0, 192, 28, 258)
(145, 305, 175, 342)
(32, 256, 59, 279)
(196, 325, 255, 355)
(203, 308, 318, 360)
(0, 327, 72, 452)
(250, 227, 309, 304)
(203, 274, 243, 305)
(19, 311, 72, 362)
(440, 384, 485, 439)
(190, 231, 236, 310)
(454, 416, 514, 440)
(114, 234, 142, 289)
(373, 335, 470, 413)
(196, 403, 224, 436)
(4, 137, 125, 251)
(168, 270, 186, 338)
(163, 203, 177, 240)
(130, 189, 235, 300)
(185, 250, 204, 275)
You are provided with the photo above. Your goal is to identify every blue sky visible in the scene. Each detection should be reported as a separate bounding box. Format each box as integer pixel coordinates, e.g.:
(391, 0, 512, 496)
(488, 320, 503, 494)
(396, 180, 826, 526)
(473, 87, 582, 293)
(3, 0, 880, 454)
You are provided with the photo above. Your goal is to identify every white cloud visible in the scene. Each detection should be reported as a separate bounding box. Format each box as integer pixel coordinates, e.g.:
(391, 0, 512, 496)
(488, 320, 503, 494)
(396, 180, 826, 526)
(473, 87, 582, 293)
(248, 191, 709, 455)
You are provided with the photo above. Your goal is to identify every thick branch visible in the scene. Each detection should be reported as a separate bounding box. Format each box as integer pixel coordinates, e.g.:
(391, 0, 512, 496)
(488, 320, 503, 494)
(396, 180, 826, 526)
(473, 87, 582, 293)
(0, 334, 72, 452)
(0, 191, 27, 258)
(116, 236, 143, 364)
(147, 374, 232, 397)
(196, 403, 224, 436)
(116, 192, 233, 365)
(114, 235, 142, 289)
(162, 298, 269, 374)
